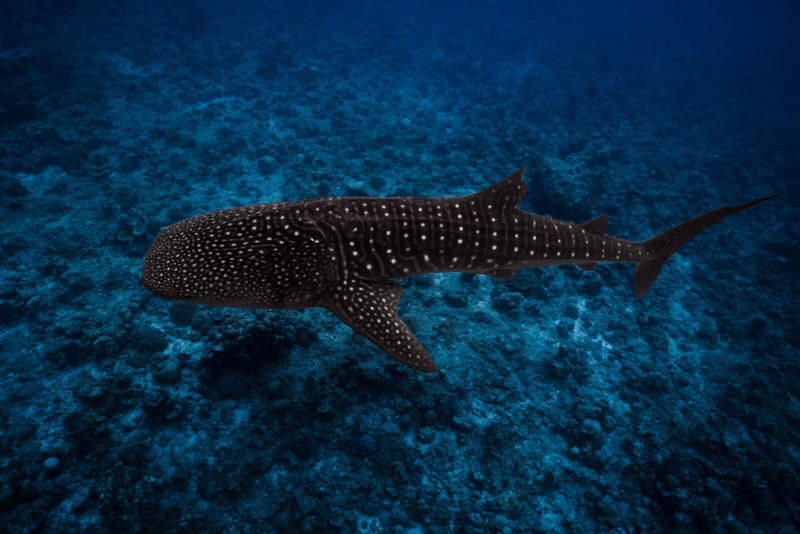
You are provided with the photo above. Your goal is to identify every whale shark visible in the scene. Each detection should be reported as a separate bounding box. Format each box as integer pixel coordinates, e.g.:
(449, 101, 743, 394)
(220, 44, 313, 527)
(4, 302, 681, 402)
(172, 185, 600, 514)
(141, 169, 777, 372)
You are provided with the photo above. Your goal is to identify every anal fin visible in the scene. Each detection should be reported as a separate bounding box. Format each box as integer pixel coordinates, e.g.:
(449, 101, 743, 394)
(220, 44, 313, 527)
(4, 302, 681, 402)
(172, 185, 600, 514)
(480, 269, 517, 281)
(319, 279, 437, 372)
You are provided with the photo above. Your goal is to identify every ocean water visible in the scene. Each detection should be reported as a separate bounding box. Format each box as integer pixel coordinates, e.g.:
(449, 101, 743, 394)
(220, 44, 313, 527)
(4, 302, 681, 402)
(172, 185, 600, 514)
(1, 1, 798, 533)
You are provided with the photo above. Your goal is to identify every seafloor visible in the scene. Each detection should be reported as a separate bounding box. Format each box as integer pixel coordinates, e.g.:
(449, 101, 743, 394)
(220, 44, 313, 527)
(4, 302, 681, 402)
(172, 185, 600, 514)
(1, 2, 798, 533)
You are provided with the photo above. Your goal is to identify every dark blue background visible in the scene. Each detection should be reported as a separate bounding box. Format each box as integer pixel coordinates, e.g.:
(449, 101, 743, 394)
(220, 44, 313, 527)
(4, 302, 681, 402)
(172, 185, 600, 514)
(1, 1, 797, 533)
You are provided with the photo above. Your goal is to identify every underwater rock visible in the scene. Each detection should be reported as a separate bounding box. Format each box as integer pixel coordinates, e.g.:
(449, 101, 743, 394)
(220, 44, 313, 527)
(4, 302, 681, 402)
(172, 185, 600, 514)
(545, 346, 571, 380)
(662, 474, 680, 492)
(45, 341, 87, 367)
(316, 402, 333, 418)
(69, 488, 90, 514)
(289, 430, 317, 460)
(556, 320, 573, 341)
(153, 358, 181, 384)
(91, 334, 119, 361)
(0, 301, 22, 325)
(491, 290, 523, 316)
(0, 102, 42, 126)
(443, 289, 468, 308)
(423, 409, 438, 425)
(213, 369, 251, 398)
(62, 412, 110, 459)
(580, 418, 606, 450)
(44, 197, 69, 213)
(414, 274, 434, 287)
(265, 379, 284, 399)
(74, 370, 109, 406)
(63, 412, 90, 440)
(119, 153, 140, 173)
(142, 388, 171, 418)
(500, 335, 523, 355)
(355, 515, 381, 534)
(434, 319, 457, 346)
(722, 518, 750, 534)
(0, 177, 29, 199)
(638, 372, 670, 395)
(42, 457, 62, 477)
(55, 144, 89, 171)
(747, 317, 767, 340)
(293, 322, 318, 347)
(578, 277, 603, 297)
(190, 311, 214, 334)
(356, 434, 376, 455)
(695, 317, 718, 344)
(89, 152, 110, 168)
(417, 427, 436, 444)
(257, 156, 279, 175)
(0, 485, 17, 513)
(169, 302, 196, 327)
(346, 180, 367, 196)
(507, 270, 548, 299)
(133, 324, 168, 354)
(474, 309, 494, 324)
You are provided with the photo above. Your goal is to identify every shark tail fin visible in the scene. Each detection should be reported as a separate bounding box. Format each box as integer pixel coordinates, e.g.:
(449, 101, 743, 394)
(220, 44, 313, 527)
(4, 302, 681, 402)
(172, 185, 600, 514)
(633, 194, 779, 299)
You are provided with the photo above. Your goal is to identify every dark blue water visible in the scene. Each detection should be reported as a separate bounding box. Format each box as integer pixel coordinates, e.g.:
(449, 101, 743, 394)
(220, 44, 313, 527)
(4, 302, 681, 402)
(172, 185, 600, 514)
(1, 1, 798, 532)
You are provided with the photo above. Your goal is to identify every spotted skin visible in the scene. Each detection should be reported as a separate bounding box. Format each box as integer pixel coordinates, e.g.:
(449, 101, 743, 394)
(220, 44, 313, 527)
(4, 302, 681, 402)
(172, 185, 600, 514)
(141, 170, 777, 372)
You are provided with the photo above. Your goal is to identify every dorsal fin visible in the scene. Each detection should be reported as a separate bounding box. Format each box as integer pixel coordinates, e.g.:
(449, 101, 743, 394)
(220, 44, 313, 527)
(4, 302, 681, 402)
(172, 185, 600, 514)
(468, 169, 528, 213)
(582, 214, 608, 235)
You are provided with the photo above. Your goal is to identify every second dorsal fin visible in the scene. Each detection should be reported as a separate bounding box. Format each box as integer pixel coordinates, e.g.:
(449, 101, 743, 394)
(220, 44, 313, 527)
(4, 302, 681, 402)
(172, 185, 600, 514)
(574, 215, 608, 272)
(582, 214, 608, 235)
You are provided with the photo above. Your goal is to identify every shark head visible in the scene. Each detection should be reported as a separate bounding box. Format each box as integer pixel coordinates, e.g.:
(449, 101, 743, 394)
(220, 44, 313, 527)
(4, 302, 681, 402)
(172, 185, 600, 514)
(141, 205, 333, 309)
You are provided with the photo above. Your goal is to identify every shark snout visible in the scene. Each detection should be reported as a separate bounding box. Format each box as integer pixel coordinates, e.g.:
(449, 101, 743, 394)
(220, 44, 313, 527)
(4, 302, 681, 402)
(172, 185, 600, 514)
(141, 244, 172, 298)
(141, 231, 187, 300)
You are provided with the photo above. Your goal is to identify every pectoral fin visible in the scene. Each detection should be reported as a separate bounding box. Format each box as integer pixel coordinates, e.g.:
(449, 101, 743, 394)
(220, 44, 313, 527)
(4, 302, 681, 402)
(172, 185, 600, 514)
(320, 279, 438, 372)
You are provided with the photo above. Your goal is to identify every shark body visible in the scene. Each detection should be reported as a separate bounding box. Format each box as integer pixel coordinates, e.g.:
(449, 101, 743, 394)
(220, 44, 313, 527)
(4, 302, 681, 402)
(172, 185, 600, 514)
(141, 169, 776, 371)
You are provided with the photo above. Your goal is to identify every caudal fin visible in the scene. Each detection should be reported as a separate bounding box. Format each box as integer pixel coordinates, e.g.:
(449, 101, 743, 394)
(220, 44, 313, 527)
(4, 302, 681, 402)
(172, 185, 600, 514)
(633, 194, 779, 298)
